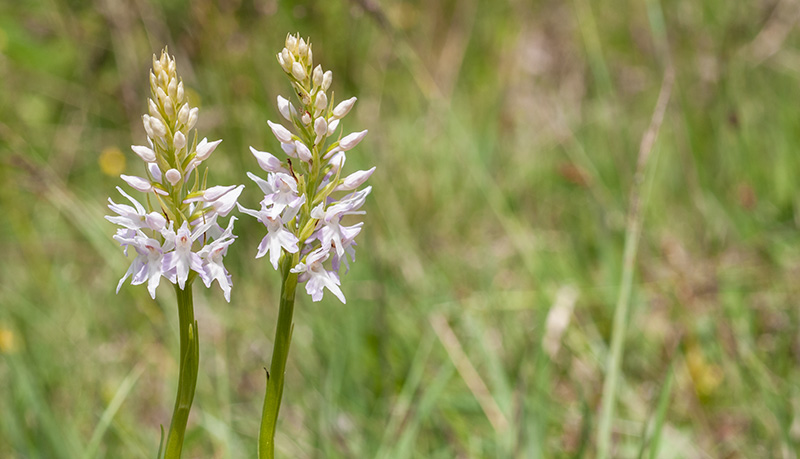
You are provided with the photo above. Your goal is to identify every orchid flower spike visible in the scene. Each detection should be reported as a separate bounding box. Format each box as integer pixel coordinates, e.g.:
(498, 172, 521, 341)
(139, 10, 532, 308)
(241, 34, 374, 304)
(106, 49, 241, 301)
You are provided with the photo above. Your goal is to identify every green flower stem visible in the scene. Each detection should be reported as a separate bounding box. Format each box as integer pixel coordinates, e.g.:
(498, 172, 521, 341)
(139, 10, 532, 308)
(164, 282, 199, 459)
(259, 252, 300, 459)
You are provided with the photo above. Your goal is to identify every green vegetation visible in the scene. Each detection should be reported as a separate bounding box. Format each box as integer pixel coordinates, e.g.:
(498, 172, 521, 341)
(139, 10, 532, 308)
(2, 0, 799, 456)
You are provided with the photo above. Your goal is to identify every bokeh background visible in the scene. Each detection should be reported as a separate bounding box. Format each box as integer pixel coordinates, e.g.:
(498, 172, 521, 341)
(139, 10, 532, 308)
(2, 0, 800, 457)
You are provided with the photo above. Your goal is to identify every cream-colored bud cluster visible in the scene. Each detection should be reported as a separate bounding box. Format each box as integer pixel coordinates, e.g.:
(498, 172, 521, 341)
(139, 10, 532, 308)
(137, 49, 221, 225)
(277, 34, 333, 120)
(267, 34, 371, 219)
(143, 51, 198, 176)
(274, 34, 364, 167)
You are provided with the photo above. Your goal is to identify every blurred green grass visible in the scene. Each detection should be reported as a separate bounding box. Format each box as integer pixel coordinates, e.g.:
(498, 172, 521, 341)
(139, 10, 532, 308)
(2, 0, 800, 457)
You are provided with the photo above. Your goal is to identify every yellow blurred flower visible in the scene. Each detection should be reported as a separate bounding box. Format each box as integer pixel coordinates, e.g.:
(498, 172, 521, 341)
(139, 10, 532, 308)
(687, 344, 723, 397)
(0, 327, 17, 354)
(99, 146, 126, 176)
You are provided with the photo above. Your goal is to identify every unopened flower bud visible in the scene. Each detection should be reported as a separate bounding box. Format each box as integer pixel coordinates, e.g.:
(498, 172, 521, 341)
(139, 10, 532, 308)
(312, 65, 323, 87)
(158, 71, 168, 87)
(142, 115, 155, 138)
(187, 107, 199, 131)
(323, 146, 340, 161)
(149, 116, 167, 139)
(327, 150, 346, 171)
(286, 34, 298, 53)
(339, 130, 367, 151)
(131, 145, 157, 163)
(333, 97, 357, 119)
(277, 95, 294, 121)
(301, 112, 312, 126)
(327, 118, 340, 136)
(250, 147, 286, 173)
(294, 140, 312, 162)
(176, 81, 184, 103)
(149, 72, 157, 90)
(156, 87, 169, 106)
(173, 131, 186, 151)
(204, 184, 237, 201)
(153, 57, 162, 75)
(167, 57, 175, 75)
(168, 78, 178, 101)
(281, 142, 297, 158)
(298, 37, 307, 55)
(336, 167, 376, 191)
(196, 138, 222, 161)
(149, 98, 160, 117)
(277, 53, 290, 73)
(307, 48, 313, 67)
(165, 168, 181, 185)
(121, 174, 167, 195)
(178, 103, 190, 124)
(192, 185, 243, 218)
(315, 91, 327, 115)
(314, 117, 327, 144)
(281, 49, 292, 68)
(292, 62, 306, 81)
(148, 162, 162, 182)
(268, 120, 294, 143)
(322, 71, 333, 91)
(164, 101, 175, 118)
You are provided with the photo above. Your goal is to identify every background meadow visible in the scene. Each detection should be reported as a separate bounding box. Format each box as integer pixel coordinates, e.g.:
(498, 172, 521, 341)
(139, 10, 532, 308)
(2, 0, 800, 457)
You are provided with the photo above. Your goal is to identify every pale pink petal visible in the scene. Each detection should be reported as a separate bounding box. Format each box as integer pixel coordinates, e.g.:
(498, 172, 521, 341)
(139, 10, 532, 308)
(131, 145, 156, 162)
(196, 138, 222, 161)
(250, 147, 286, 173)
(332, 97, 356, 119)
(120, 174, 153, 193)
(335, 167, 376, 191)
(339, 130, 368, 151)
(268, 120, 294, 143)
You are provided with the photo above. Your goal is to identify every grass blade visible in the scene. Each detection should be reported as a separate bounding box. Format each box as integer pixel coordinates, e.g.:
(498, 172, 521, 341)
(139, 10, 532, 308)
(83, 364, 145, 459)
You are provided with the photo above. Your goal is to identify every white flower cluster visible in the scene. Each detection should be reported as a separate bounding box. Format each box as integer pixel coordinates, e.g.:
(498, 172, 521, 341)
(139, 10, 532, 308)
(240, 34, 374, 304)
(107, 50, 242, 301)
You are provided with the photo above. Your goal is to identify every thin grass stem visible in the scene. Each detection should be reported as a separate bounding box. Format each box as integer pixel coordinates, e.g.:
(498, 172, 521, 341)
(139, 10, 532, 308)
(596, 68, 673, 458)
